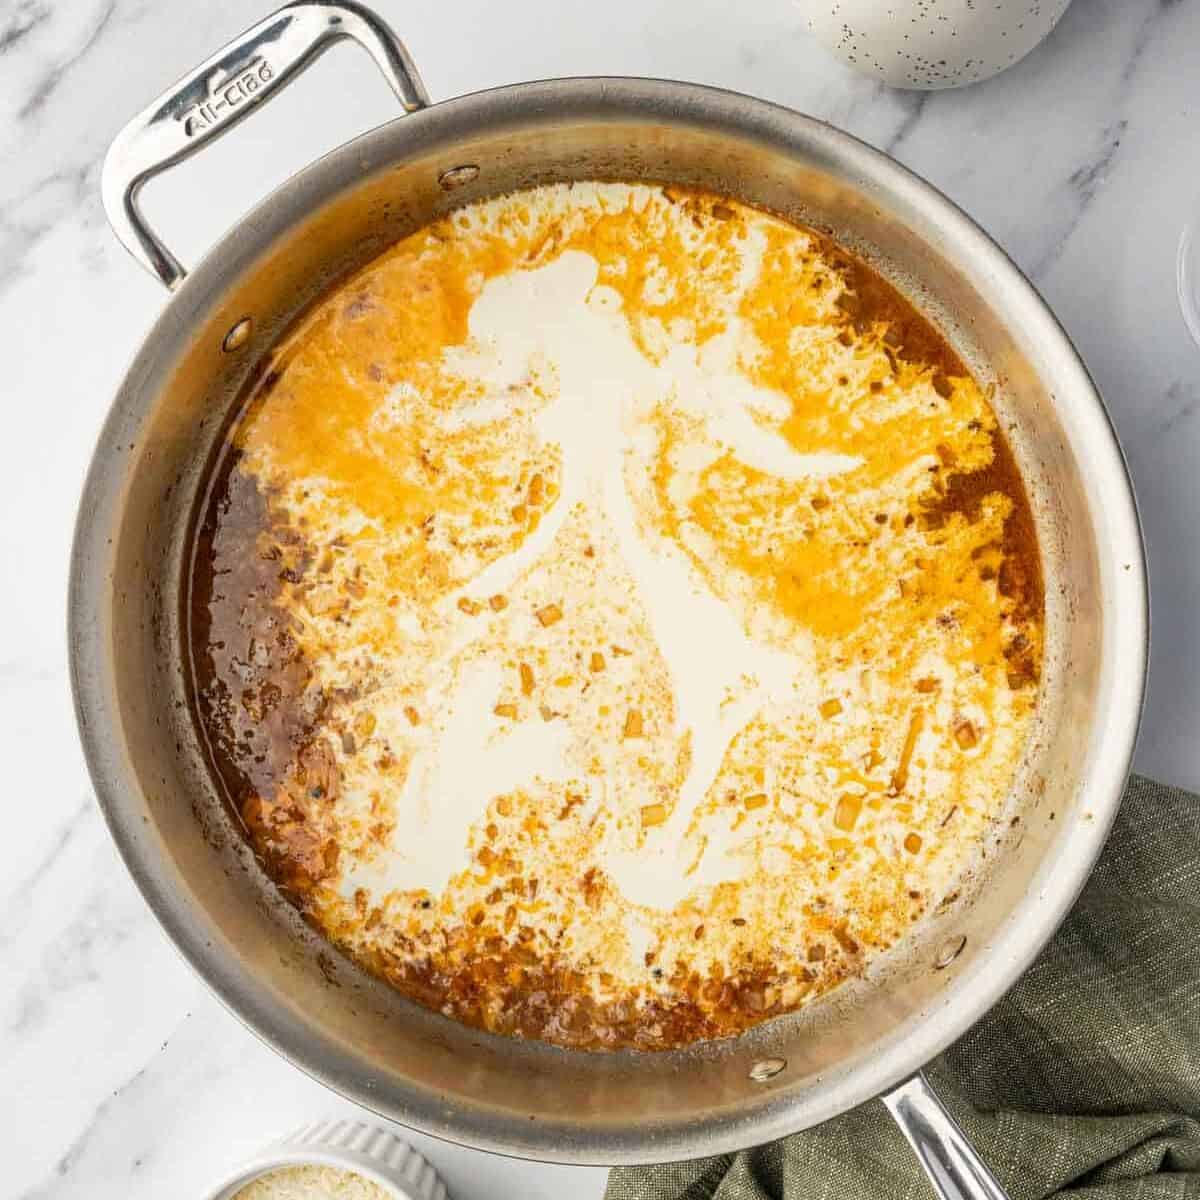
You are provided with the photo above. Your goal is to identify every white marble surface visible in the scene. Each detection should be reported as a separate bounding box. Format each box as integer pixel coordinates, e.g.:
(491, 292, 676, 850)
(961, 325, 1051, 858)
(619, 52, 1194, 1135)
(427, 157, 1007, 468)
(3, 0, 1199, 1196)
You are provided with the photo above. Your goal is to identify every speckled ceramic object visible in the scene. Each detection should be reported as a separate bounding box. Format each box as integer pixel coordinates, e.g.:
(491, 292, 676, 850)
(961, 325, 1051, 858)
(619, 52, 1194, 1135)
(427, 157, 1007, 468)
(201, 1119, 449, 1200)
(802, 0, 1073, 89)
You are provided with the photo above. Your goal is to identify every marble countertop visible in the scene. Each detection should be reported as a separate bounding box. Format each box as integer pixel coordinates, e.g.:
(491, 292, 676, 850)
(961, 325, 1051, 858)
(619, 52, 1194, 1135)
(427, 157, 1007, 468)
(4, 0, 1198, 1196)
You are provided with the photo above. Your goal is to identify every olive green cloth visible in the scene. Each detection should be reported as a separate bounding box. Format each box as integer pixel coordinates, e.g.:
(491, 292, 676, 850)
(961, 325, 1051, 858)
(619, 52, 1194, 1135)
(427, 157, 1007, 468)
(607, 775, 1200, 1200)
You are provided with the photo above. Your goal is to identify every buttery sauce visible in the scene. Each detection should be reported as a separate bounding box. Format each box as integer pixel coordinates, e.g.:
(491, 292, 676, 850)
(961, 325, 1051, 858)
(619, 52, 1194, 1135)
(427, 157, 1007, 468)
(189, 182, 1043, 1050)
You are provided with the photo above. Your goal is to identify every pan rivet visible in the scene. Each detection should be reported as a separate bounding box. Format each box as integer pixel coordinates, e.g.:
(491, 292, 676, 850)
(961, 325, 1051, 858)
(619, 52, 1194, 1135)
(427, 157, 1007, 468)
(438, 164, 481, 191)
(223, 317, 253, 353)
(749, 1057, 787, 1082)
(935, 934, 967, 969)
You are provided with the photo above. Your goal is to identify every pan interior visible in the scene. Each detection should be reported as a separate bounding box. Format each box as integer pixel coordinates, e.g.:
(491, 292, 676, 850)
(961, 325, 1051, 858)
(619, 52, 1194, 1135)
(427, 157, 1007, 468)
(73, 79, 1140, 1163)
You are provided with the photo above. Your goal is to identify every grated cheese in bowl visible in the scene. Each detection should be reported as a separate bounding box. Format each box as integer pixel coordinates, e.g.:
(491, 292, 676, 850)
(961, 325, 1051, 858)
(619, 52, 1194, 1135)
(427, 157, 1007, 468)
(234, 1164, 395, 1200)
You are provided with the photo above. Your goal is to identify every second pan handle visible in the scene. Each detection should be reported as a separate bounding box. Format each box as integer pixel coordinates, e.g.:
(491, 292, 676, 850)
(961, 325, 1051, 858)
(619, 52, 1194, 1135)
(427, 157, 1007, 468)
(101, 1, 429, 290)
(883, 1073, 1010, 1200)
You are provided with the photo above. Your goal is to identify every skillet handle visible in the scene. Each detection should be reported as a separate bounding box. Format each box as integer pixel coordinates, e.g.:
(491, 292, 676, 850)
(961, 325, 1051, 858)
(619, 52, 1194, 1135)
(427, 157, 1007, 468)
(882, 1073, 1010, 1200)
(101, 1, 429, 290)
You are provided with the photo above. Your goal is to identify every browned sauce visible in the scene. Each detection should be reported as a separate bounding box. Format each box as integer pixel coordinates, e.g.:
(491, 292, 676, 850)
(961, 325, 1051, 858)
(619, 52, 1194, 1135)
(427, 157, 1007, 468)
(188, 183, 1043, 1050)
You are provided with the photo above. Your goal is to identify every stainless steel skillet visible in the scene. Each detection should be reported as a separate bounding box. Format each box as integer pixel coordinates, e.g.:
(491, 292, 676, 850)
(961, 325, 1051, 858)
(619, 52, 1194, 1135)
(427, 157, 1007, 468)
(72, 4, 1148, 1196)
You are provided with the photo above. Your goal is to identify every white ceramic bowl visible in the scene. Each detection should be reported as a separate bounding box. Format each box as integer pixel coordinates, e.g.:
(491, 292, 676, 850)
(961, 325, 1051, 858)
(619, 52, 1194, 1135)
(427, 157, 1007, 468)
(202, 1119, 449, 1200)
(801, 0, 1073, 89)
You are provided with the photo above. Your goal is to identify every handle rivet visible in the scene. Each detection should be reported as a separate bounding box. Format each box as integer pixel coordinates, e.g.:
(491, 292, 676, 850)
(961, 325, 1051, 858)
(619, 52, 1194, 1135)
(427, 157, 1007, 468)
(223, 317, 253, 353)
(749, 1057, 787, 1082)
(935, 934, 967, 969)
(438, 164, 480, 191)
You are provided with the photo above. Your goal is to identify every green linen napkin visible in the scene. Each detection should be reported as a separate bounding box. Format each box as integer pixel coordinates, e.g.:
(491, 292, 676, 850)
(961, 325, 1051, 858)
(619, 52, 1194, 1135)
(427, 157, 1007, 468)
(607, 775, 1200, 1200)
